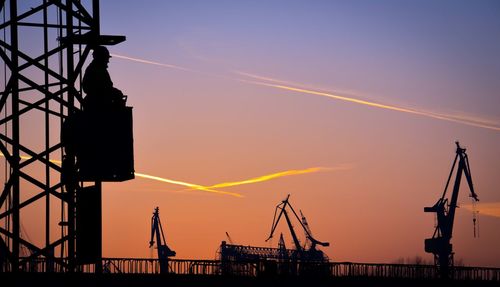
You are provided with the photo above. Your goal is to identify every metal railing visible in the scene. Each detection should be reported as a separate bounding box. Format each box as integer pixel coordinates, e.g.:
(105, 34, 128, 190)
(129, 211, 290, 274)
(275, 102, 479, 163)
(4, 257, 500, 281)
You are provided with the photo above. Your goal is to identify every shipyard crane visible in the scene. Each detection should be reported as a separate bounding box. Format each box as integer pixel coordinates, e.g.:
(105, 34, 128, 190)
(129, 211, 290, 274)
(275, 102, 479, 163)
(424, 142, 479, 279)
(266, 195, 329, 261)
(300, 210, 316, 250)
(149, 207, 176, 274)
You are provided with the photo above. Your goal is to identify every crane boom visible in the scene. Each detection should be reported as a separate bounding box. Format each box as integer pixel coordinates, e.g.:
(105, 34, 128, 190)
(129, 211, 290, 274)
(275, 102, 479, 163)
(266, 195, 329, 260)
(283, 206, 303, 252)
(424, 142, 479, 279)
(267, 195, 303, 252)
(149, 207, 176, 274)
(300, 209, 329, 249)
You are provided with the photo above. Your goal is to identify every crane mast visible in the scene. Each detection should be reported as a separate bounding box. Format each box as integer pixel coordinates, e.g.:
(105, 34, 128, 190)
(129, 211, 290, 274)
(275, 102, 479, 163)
(266, 195, 329, 261)
(424, 142, 479, 279)
(266, 195, 302, 252)
(149, 207, 176, 274)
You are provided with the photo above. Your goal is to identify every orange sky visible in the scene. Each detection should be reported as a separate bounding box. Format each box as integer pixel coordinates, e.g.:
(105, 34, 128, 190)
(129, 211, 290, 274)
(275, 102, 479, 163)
(2, 1, 500, 268)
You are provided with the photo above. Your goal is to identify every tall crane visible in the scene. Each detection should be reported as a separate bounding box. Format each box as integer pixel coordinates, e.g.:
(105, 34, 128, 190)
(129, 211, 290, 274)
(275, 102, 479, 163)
(424, 142, 479, 279)
(266, 195, 329, 261)
(149, 207, 176, 274)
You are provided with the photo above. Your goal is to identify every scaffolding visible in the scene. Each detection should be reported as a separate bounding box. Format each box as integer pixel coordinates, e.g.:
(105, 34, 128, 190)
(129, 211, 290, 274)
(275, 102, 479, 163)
(0, 0, 125, 272)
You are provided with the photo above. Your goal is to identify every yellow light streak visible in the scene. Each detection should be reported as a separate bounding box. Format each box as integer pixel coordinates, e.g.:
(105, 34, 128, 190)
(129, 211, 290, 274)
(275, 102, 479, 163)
(462, 202, 500, 218)
(21, 154, 61, 164)
(0, 153, 242, 197)
(2, 154, 336, 198)
(235, 71, 500, 128)
(237, 79, 500, 132)
(204, 166, 338, 190)
(111, 53, 500, 132)
(134, 172, 243, 198)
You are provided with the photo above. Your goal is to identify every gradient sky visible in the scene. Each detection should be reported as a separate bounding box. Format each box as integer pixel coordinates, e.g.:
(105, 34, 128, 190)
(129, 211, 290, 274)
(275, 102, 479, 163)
(4, 1, 500, 267)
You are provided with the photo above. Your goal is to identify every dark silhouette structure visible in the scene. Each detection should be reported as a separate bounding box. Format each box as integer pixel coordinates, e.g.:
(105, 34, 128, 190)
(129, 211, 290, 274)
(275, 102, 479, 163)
(64, 45, 133, 183)
(149, 207, 176, 274)
(266, 194, 329, 262)
(2, 1, 498, 286)
(0, 0, 131, 273)
(82, 46, 126, 109)
(62, 97, 134, 182)
(220, 195, 329, 276)
(424, 142, 479, 279)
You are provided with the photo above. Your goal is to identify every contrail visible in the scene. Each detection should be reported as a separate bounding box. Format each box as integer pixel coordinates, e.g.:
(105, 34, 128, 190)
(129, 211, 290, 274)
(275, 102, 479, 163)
(233, 71, 500, 130)
(462, 202, 500, 218)
(0, 154, 333, 198)
(110, 54, 196, 73)
(134, 172, 243, 197)
(111, 53, 500, 132)
(0, 153, 241, 197)
(13, 154, 62, 164)
(203, 166, 347, 190)
(237, 79, 500, 132)
(233, 71, 299, 86)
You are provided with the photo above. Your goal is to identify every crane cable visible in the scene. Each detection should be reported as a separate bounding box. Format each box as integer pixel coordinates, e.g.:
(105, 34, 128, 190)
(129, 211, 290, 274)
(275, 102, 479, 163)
(472, 198, 479, 238)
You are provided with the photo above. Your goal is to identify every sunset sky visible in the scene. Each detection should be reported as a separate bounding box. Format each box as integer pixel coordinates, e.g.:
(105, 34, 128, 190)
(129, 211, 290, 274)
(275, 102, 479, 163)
(4, 1, 500, 267)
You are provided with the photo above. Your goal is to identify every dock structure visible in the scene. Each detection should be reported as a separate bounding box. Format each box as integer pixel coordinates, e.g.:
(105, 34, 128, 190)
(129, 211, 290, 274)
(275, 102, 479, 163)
(1, 2, 498, 287)
(3, 257, 500, 286)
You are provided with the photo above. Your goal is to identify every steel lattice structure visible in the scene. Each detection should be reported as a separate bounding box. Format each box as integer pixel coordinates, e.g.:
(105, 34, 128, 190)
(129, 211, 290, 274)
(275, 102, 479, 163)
(220, 242, 295, 262)
(0, 0, 123, 272)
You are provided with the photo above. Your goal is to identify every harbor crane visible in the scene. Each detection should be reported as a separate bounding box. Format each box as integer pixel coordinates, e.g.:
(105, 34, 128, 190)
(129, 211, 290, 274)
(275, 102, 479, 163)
(149, 207, 176, 274)
(424, 142, 479, 279)
(266, 195, 329, 261)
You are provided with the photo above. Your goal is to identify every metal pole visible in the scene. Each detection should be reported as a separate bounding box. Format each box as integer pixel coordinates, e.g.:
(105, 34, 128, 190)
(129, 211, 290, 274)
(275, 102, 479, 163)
(58, 3, 65, 261)
(43, 0, 51, 256)
(96, 181, 102, 273)
(66, 0, 75, 271)
(93, 0, 100, 36)
(93, 0, 103, 274)
(9, 0, 19, 272)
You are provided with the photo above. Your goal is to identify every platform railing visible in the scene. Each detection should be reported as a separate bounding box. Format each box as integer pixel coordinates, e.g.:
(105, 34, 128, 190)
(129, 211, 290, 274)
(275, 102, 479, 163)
(5, 257, 500, 281)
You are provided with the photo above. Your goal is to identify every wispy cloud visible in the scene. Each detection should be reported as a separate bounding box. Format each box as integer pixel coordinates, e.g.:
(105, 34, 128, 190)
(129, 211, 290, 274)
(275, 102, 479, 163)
(111, 53, 500, 132)
(0, 153, 242, 197)
(0, 153, 336, 198)
(134, 172, 243, 197)
(110, 54, 195, 73)
(236, 78, 500, 132)
(203, 166, 350, 190)
(232, 71, 299, 86)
